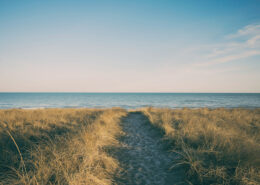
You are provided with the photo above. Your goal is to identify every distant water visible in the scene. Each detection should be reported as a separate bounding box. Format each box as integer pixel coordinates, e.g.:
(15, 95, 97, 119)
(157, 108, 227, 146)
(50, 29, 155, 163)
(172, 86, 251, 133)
(0, 93, 260, 109)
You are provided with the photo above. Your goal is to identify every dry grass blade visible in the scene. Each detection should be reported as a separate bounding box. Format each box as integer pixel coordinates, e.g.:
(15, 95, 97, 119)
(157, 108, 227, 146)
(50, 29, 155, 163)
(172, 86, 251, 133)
(0, 122, 30, 184)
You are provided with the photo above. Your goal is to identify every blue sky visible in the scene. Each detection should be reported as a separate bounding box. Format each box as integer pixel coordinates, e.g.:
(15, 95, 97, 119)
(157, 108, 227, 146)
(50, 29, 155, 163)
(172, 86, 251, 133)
(0, 0, 260, 92)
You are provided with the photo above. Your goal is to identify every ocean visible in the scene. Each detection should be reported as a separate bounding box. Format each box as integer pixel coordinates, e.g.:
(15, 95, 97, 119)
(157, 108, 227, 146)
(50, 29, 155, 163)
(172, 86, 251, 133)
(0, 93, 259, 109)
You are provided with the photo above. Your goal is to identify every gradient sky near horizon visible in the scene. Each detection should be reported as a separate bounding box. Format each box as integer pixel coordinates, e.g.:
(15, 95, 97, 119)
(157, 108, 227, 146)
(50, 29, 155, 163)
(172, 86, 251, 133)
(1, 0, 260, 92)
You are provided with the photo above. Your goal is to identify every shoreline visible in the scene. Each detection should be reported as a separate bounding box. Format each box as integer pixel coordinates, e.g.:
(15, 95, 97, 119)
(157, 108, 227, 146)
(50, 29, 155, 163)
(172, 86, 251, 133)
(0, 106, 259, 110)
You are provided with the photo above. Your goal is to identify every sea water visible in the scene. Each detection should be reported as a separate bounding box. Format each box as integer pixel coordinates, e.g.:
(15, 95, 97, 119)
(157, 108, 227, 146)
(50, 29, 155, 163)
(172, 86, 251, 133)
(0, 93, 259, 109)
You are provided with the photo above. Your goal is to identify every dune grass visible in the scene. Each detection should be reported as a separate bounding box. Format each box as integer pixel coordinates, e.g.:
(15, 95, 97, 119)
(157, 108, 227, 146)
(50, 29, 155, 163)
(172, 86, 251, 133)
(0, 108, 127, 185)
(142, 107, 260, 185)
(1, 107, 259, 184)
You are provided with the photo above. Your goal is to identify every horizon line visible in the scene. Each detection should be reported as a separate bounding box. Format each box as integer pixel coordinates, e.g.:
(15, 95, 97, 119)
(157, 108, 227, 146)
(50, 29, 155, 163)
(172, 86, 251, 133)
(0, 92, 260, 94)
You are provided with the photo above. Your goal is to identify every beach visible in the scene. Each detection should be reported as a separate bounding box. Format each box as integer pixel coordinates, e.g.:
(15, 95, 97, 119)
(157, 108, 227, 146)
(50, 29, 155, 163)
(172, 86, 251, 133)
(0, 107, 259, 184)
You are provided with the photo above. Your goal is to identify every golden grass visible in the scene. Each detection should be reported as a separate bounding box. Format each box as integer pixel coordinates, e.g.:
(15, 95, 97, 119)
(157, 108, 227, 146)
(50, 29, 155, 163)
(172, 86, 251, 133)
(2, 107, 259, 184)
(142, 107, 260, 185)
(0, 108, 127, 185)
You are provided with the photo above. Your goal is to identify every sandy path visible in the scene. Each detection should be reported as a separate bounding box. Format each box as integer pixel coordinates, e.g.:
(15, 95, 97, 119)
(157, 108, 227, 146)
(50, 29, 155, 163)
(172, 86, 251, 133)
(114, 112, 184, 185)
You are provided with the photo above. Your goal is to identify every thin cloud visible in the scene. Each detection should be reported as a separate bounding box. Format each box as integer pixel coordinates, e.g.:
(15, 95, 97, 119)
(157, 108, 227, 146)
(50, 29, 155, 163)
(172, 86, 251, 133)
(201, 50, 260, 66)
(197, 24, 260, 66)
(228, 24, 260, 38)
(247, 35, 260, 47)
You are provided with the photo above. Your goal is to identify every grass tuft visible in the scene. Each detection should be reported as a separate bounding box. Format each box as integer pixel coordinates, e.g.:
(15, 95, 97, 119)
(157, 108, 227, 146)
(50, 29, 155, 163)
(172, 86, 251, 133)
(0, 108, 127, 185)
(142, 107, 260, 185)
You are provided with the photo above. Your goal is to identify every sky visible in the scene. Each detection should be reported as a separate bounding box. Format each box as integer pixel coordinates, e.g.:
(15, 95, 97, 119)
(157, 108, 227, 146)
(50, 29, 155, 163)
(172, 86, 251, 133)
(0, 0, 260, 92)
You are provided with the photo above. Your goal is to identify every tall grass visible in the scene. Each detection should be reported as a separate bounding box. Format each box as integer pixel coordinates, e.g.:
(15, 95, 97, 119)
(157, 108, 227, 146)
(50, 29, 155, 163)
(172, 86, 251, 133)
(0, 108, 127, 185)
(142, 107, 260, 185)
